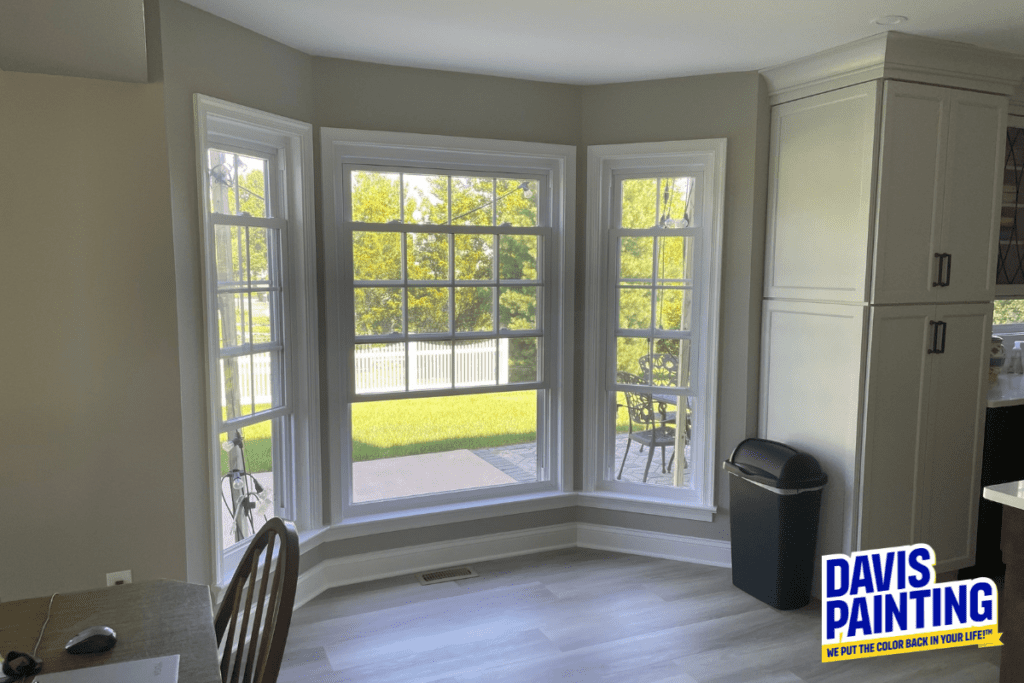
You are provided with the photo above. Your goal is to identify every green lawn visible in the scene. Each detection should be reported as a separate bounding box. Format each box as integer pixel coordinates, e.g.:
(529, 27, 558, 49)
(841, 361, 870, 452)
(351, 391, 539, 461)
(223, 392, 634, 474)
(220, 416, 273, 476)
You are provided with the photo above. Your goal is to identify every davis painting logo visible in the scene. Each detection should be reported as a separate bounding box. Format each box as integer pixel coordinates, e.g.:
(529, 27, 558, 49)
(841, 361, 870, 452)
(821, 544, 1001, 662)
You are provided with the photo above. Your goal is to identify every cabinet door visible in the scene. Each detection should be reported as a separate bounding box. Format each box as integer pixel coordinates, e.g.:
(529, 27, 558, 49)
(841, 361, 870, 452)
(918, 303, 990, 571)
(859, 304, 933, 552)
(871, 82, 947, 305)
(760, 299, 868, 559)
(764, 81, 880, 302)
(937, 91, 1008, 303)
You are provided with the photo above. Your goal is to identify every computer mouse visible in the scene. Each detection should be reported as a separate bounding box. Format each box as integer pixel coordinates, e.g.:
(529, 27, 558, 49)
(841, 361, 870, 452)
(65, 625, 117, 654)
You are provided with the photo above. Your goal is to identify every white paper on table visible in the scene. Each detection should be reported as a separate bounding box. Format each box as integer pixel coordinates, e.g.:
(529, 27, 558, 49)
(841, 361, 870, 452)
(36, 654, 179, 682)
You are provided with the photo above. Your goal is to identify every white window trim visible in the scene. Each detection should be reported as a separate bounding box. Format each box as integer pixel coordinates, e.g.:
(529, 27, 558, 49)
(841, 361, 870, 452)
(321, 129, 577, 524)
(321, 129, 575, 523)
(582, 139, 726, 516)
(194, 95, 321, 584)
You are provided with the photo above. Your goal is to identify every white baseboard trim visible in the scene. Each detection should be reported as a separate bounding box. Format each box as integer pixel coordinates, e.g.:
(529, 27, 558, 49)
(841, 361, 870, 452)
(294, 522, 577, 609)
(576, 523, 732, 568)
(294, 522, 732, 609)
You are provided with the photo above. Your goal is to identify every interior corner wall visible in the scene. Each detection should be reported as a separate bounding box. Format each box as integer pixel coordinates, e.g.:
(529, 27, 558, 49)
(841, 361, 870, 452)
(578, 71, 771, 541)
(0, 68, 185, 600)
(157, 0, 315, 585)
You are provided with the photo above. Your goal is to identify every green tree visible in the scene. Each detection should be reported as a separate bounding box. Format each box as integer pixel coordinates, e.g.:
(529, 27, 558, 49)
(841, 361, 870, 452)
(349, 170, 542, 383)
(616, 177, 692, 377)
(995, 299, 1024, 325)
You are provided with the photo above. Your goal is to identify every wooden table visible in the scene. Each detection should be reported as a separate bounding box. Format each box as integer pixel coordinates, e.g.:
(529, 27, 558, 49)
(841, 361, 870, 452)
(0, 579, 220, 682)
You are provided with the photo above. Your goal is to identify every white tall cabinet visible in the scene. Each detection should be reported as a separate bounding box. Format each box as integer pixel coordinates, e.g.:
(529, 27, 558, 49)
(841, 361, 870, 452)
(759, 32, 1020, 575)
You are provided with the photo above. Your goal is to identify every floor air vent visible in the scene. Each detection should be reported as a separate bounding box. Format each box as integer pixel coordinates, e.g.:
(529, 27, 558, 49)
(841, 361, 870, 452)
(417, 566, 478, 585)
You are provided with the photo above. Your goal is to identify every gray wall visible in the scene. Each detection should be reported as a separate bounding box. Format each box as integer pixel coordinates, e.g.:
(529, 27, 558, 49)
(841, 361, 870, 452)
(577, 72, 771, 538)
(157, 0, 315, 583)
(1, 0, 772, 596)
(0, 68, 185, 600)
(312, 58, 582, 144)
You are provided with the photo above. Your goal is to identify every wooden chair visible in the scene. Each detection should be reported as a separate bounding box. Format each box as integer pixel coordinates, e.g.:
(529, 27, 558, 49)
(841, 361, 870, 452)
(616, 372, 676, 482)
(215, 517, 299, 683)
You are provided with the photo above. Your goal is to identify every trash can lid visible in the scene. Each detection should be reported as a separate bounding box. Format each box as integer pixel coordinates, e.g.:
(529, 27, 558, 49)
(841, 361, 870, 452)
(727, 438, 828, 490)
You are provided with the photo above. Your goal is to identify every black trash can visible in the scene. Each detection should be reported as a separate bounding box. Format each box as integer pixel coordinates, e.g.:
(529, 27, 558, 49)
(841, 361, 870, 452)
(724, 438, 828, 610)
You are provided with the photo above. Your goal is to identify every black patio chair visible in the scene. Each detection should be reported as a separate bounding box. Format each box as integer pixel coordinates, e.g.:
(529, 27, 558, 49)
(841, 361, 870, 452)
(616, 371, 676, 483)
(639, 353, 694, 466)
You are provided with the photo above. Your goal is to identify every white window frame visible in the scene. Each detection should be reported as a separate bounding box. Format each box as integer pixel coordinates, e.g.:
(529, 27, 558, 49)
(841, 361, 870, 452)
(194, 95, 321, 581)
(582, 140, 725, 519)
(321, 129, 575, 521)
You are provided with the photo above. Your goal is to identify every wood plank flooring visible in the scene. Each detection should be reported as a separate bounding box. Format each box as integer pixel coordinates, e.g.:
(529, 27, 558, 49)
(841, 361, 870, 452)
(279, 548, 1002, 682)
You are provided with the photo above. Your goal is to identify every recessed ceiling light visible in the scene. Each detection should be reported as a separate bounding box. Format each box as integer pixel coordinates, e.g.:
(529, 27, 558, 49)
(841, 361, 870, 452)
(873, 15, 909, 26)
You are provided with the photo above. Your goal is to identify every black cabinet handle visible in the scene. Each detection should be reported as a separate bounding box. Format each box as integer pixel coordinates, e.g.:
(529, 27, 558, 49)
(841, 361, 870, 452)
(927, 320, 947, 354)
(932, 253, 952, 287)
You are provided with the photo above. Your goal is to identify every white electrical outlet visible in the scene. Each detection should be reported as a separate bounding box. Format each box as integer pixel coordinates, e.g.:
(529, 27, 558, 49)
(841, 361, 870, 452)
(106, 570, 132, 587)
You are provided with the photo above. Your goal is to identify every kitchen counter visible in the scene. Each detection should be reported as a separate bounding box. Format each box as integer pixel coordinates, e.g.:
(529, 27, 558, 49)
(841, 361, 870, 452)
(989, 373, 1024, 408)
(965, 404, 1024, 582)
(985, 480, 1024, 511)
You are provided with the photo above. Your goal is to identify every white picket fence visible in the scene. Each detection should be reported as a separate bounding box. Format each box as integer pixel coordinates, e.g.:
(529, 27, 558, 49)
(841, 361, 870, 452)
(220, 340, 511, 404)
(355, 340, 509, 392)
(220, 356, 274, 406)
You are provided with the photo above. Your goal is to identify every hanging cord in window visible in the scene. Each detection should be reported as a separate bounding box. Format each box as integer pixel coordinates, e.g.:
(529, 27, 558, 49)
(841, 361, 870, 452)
(449, 180, 533, 224)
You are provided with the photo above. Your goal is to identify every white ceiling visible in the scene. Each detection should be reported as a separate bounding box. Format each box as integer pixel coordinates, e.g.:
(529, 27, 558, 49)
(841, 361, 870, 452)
(179, 0, 1024, 85)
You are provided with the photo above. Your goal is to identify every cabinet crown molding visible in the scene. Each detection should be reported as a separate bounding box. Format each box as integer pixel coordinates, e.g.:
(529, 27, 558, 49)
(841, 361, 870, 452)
(761, 31, 1024, 106)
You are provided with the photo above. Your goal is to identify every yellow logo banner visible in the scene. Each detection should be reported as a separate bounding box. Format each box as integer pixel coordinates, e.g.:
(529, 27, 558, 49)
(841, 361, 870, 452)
(821, 625, 1002, 662)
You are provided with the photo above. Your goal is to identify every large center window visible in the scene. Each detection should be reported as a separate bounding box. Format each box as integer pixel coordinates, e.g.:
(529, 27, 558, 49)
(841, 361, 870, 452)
(322, 131, 573, 517)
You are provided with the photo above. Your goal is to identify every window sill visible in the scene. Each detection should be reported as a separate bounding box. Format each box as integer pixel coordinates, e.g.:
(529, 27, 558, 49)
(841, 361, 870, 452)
(301, 489, 714, 557)
(317, 490, 577, 544)
(215, 491, 714, 593)
(577, 491, 717, 521)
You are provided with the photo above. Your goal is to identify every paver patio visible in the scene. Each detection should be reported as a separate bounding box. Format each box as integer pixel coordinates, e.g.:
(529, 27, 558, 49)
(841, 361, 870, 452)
(221, 433, 690, 549)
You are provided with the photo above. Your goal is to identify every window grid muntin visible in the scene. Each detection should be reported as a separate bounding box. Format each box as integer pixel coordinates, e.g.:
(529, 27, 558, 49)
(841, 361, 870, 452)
(207, 141, 290, 433)
(207, 146, 276, 220)
(346, 166, 544, 228)
(348, 220, 547, 398)
(612, 224, 700, 382)
(607, 174, 702, 488)
(618, 175, 696, 230)
(213, 222, 287, 424)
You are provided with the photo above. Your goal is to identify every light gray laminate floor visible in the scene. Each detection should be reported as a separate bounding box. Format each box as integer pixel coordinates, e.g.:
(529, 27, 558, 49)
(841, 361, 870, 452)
(278, 549, 1001, 683)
